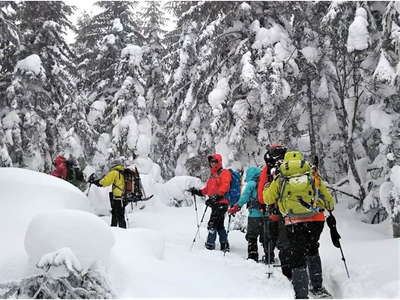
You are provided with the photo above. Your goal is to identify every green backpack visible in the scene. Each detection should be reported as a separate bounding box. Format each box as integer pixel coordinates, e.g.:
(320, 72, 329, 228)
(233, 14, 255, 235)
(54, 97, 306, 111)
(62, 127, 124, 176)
(277, 151, 317, 217)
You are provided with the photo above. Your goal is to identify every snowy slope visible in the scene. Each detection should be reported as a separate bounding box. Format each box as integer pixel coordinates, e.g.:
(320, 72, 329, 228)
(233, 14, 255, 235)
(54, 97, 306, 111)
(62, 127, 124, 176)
(107, 202, 399, 298)
(0, 167, 398, 298)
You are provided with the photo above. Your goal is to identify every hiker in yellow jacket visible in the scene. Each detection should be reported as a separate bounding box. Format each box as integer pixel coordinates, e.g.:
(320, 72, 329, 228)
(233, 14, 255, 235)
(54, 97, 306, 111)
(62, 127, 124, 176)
(90, 159, 127, 228)
(264, 151, 335, 299)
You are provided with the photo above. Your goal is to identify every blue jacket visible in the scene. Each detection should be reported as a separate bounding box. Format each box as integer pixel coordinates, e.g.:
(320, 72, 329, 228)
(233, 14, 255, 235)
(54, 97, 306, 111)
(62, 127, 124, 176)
(237, 167, 265, 218)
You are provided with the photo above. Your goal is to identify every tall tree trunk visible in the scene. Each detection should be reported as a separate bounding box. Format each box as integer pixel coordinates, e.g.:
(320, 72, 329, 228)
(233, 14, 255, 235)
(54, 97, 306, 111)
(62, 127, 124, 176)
(307, 79, 317, 159)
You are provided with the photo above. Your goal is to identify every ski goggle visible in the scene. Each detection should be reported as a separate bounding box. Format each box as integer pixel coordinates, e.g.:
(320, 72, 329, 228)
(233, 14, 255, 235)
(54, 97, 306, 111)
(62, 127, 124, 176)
(268, 147, 287, 160)
(208, 157, 218, 165)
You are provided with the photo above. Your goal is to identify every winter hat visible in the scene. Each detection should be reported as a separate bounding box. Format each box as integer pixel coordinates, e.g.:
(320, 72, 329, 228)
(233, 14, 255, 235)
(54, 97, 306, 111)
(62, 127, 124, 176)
(110, 158, 124, 168)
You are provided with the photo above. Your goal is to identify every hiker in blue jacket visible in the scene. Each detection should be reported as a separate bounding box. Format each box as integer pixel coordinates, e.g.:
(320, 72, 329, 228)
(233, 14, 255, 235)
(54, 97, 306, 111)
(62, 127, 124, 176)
(228, 166, 274, 262)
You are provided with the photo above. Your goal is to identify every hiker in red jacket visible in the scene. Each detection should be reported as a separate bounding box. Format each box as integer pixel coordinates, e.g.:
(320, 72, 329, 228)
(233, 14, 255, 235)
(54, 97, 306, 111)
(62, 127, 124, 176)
(50, 155, 67, 179)
(189, 154, 231, 251)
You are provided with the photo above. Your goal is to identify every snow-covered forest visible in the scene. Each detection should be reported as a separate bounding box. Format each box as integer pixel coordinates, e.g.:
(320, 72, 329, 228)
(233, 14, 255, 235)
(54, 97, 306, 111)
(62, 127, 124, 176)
(0, 1, 399, 298)
(2, 0, 400, 236)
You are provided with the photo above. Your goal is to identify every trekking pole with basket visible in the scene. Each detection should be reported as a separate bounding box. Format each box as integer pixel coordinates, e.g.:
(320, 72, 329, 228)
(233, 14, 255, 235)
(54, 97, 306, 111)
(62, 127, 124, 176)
(327, 210, 350, 278)
(193, 194, 200, 229)
(223, 214, 232, 257)
(263, 215, 273, 278)
(190, 205, 208, 251)
(313, 156, 350, 279)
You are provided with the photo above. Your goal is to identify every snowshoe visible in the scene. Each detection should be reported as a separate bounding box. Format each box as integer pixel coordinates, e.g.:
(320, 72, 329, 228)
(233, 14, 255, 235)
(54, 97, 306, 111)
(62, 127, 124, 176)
(309, 287, 332, 299)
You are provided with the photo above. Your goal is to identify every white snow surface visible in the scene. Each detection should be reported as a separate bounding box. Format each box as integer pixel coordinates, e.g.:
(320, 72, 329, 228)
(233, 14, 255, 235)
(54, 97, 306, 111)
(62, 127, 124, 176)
(347, 7, 369, 53)
(365, 104, 393, 145)
(36, 247, 82, 273)
(373, 51, 396, 83)
(25, 209, 115, 273)
(121, 44, 143, 67)
(208, 77, 229, 114)
(0, 167, 399, 299)
(15, 54, 45, 78)
(301, 46, 320, 64)
(112, 18, 123, 32)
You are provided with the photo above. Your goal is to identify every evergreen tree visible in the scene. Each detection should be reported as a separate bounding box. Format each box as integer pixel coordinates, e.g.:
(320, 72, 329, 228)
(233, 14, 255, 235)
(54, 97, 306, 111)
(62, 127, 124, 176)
(0, 1, 20, 166)
(4, 1, 77, 171)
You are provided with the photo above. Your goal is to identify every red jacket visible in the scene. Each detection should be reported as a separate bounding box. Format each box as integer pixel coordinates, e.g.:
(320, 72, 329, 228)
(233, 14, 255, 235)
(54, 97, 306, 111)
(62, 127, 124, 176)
(50, 156, 67, 179)
(201, 154, 231, 205)
(257, 165, 279, 221)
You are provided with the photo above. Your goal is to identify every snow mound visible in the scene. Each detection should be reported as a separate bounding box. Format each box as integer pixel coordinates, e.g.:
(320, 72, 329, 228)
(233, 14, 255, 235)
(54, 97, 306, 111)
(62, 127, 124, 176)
(25, 209, 115, 271)
(0, 168, 90, 249)
(161, 176, 203, 206)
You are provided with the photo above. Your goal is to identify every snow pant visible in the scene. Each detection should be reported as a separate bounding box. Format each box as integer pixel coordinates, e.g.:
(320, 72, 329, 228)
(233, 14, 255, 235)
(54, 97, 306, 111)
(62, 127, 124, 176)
(276, 217, 292, 280)
(245, 217, 278, 262)
(110, 194, 126, 229)
(286, 221, 325, 298)
(206, 203, 229, 249)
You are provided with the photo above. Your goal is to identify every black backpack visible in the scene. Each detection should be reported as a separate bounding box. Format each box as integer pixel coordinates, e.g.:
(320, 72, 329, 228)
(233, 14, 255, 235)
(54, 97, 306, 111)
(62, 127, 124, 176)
(66, 160, 84, 186)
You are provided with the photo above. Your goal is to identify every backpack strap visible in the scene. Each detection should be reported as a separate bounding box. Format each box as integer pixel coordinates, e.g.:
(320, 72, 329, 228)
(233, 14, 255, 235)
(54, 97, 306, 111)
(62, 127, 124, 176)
(112, 170, 125, 198)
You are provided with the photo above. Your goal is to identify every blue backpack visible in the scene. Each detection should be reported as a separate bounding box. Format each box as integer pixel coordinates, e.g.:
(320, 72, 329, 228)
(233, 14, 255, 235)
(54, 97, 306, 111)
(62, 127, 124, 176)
(225, 169, 242, 206)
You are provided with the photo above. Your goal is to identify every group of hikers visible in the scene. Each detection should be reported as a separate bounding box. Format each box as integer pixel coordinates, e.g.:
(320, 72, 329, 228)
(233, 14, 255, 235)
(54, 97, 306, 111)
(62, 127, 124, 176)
(50, 144, 339, 299)
(189, 144, 335, 299)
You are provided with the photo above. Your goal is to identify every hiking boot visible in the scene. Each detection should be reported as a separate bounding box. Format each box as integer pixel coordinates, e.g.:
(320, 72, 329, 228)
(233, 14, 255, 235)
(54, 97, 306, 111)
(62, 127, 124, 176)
(205, 242, 215, 250)
(309, 287, 332, 299)
(247, 252, 258, 262)
(292, 267, 309, 299)
(220, 242, 230, 252)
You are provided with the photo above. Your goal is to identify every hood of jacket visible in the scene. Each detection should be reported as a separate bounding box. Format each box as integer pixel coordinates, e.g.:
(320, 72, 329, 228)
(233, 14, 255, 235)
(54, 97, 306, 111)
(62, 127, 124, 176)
(245, 166, 261, 183)
(53, 156, 66, 166)
(111, 165, 125, 172)
(209, 153, 223, 175)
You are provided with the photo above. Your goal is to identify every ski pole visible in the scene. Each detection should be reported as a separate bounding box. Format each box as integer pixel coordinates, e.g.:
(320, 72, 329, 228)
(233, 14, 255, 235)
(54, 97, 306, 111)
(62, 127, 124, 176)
(264, 215, 273, 278)
(339, 243, 350, 279)
(227, 214, 232, 235)
(223, 214, 232, 257)
(190, 205, 208, 251)
(86, 183, 92, 197)
(193, 195, 199, 229)
(327, 211, 350, 278)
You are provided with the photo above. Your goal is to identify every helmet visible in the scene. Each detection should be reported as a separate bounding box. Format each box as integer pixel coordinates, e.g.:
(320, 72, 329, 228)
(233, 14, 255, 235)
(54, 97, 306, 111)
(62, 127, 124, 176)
(264, 144, 287, 166)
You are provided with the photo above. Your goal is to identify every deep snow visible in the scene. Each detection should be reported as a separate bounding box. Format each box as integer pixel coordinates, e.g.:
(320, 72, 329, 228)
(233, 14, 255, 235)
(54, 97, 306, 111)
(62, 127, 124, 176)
(0, 167, 399, 299)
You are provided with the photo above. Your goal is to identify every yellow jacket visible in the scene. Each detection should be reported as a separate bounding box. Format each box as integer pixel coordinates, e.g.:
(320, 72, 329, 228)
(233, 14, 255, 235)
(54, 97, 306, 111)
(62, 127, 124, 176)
(100, 165, 125, 198)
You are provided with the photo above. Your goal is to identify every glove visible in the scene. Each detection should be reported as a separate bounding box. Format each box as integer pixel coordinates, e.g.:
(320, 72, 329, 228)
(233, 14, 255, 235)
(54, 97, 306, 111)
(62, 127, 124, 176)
(189, 187, 203, 196)
(92, 179, 102, 187)
(259, 204, 267, 214)
(267, 204, 279, 215)
(88, 173, 96, 184)
(326, 214, 336, 228)
(205, 195, 220, 207)
(326, 214, 341, 248)
(228, 204, 241, 215)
